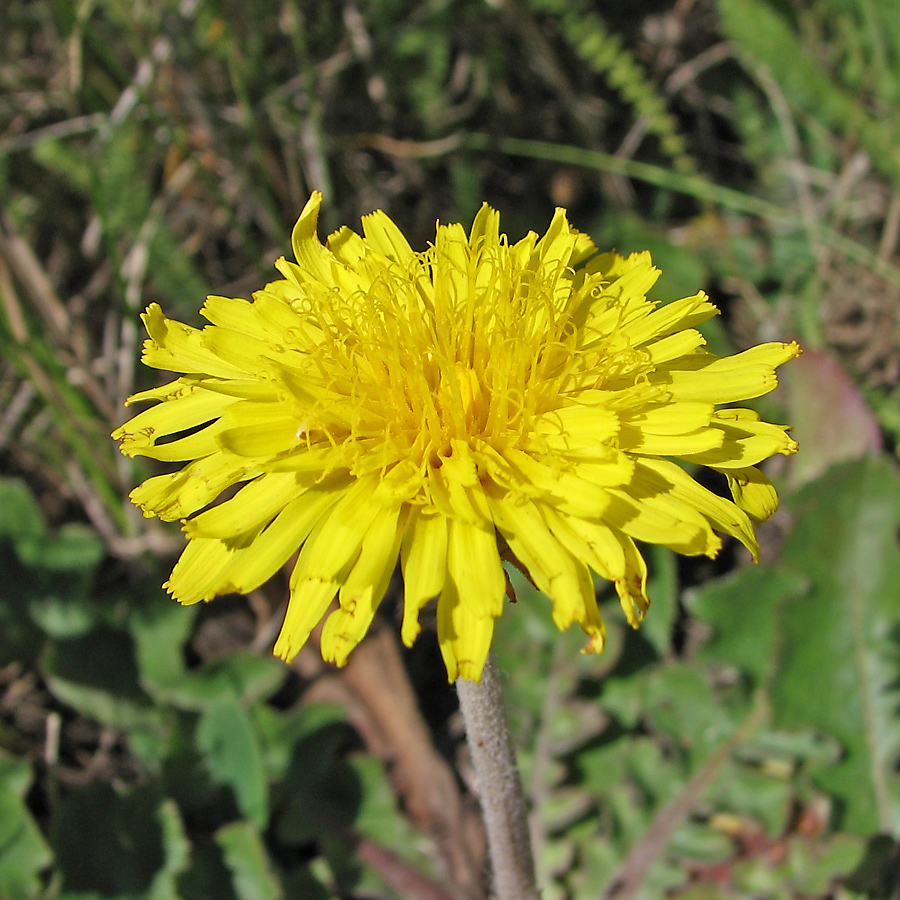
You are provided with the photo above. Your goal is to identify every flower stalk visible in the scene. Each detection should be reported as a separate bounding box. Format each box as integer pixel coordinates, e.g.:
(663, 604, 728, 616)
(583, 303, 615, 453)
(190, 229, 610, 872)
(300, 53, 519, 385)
(456, 655, 541, 900)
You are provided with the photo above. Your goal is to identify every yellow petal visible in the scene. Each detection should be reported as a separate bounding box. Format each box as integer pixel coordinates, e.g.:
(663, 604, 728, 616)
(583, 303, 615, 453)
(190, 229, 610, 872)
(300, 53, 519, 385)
(634, 457, 759, 559)
(654, 341, 801, 403)
(654, 363, 778, 404)
(618, 424, 723, 456)
(273, 576, 340, 662)
(500, 449, 612, 519)
(187, 377, 281, 401)
(251, 290, 307, 338)
(290, 191, 333, 283)
(627, 292, 719, 346)
(400, 507, 449, 646)
(124, 378, 193, 406)
(217, 414, 302, 458)
(445, 518, 506, 620)
(619, 401, 714, 435)
(112, 387, 229, 457)
(224, 486, 345, 594)
(140, 304, 244, 378)
(549, 510, 648, 626)
(680, 417, 798, 468)
(428, 445, 493, 524)
(184, 472, 303, 539)
(488, 490, 596, 638)
(604, 487, 721, 557)
(201, 295, 269, 339)
(645, 328, 707, 364)
(321, 505, 407, 667)
(469, 202, 501, 248)
(614, 532, 650, 625)
(135, 421, 228, 463)
(165, 536, 237, 605)
(436, 577, 495, 683)
(130, 454, 256, 522)
(327, 225, 367, 266)
(723, 466, 779, 522)
(290, 477, 384, 583)
(361, 210, 417, 263)
(200, 327, 275, 372)
(535, 405, 621, 447)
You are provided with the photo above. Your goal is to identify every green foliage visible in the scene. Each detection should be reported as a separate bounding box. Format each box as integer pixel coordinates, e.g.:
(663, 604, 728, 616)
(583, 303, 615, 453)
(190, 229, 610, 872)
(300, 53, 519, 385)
(490, 455, 900, 899)
(0, 474, 431, 899)
(4, 0, 900, 897)
(527, 0, 695, 173)
(0, 756, 53, 900)
(718, 0, 900, 189)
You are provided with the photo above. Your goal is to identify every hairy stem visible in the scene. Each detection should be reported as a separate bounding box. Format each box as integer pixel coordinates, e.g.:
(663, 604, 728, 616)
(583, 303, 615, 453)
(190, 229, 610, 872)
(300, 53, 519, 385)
(456, 654, 540, 900)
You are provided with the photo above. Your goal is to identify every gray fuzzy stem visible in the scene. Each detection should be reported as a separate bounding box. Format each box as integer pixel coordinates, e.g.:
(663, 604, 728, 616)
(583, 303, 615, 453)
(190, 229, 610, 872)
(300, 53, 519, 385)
(456, 654, 540, 900)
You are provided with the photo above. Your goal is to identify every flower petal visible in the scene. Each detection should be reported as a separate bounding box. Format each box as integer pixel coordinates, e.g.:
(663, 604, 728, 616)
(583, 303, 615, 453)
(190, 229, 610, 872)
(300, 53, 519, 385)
(321, 505, 407, 667)
(488, 489, 599, 645)
(140, 304, 244, 377)
(400, 507, 449, 646)
(437, 577, 495, 683)
(722, 465, 779, 521)
(274, 576, 340, 662)
(165, 536, 238, 605)
(130, 453, 257, 521)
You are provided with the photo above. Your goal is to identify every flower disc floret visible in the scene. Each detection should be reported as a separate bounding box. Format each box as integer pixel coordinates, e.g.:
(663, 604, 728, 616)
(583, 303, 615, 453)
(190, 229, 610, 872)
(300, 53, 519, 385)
(114, 192, 800, 681)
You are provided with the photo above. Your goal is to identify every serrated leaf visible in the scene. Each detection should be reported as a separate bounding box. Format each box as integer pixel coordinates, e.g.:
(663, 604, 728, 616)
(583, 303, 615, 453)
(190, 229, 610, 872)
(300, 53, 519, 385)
(28, 595, 95, 639)
(775, 457, 900, 833)
(132, 599, 284, 710)
(0, 756, 52, 900)
(196, 699, 268, 829)
(277, 722, 361, 844)
(146, 800, 190, 900)
(216, 821, 282, 900)
(687, 565, 809, 688)
(43, 626, 162, 732)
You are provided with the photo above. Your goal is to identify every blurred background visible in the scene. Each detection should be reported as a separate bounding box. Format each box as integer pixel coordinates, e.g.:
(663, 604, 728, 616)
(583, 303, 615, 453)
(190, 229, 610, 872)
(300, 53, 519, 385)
(2, 1, 900, 898)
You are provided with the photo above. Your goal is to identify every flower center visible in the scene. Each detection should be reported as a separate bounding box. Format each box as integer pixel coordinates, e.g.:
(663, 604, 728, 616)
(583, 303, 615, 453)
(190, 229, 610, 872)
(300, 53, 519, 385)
(279, 236, 590, 493)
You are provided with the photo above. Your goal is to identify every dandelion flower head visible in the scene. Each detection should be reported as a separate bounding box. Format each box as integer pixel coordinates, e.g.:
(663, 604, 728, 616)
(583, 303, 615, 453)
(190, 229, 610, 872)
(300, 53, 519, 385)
(114, 193, 799, 681)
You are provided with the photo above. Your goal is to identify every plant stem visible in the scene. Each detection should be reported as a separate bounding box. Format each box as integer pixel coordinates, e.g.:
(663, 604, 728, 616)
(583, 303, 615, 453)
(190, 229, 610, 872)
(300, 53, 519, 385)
(456, 654, 541, 900)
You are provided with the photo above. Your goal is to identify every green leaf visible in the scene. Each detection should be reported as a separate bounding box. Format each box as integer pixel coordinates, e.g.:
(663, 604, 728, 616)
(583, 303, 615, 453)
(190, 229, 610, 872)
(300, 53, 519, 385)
(0, 755, 52, 900)
(216, 821, 283, 900)
(43, 626, 162, 732)
(691, 458, 900, 833)
(146, 800, 191, 900)
(51, 783, 166, 896)
(16, 523, 104, 572)
(28, 594, 96, 639)
(774, 457, 900, 833)
(132, 599, 284, 711)
(687, 565, 809, 689)
(641, 544, 679, 656)
(0, 479, 45, 544)
(196, 700, 269, 829)
(277, 722, 361, 844)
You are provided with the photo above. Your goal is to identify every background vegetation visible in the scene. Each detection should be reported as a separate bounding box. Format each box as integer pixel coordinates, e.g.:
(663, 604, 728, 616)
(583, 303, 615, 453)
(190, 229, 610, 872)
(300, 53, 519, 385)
(2, 0, 900, 897)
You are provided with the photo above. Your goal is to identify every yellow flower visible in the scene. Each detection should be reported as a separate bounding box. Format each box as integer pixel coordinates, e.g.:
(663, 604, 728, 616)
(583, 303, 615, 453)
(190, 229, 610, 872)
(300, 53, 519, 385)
(113, 193, 799, 681)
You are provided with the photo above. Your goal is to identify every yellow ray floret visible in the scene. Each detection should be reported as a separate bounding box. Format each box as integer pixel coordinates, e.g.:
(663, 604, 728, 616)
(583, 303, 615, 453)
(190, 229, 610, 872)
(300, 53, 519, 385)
(114, 191, 800, 681)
